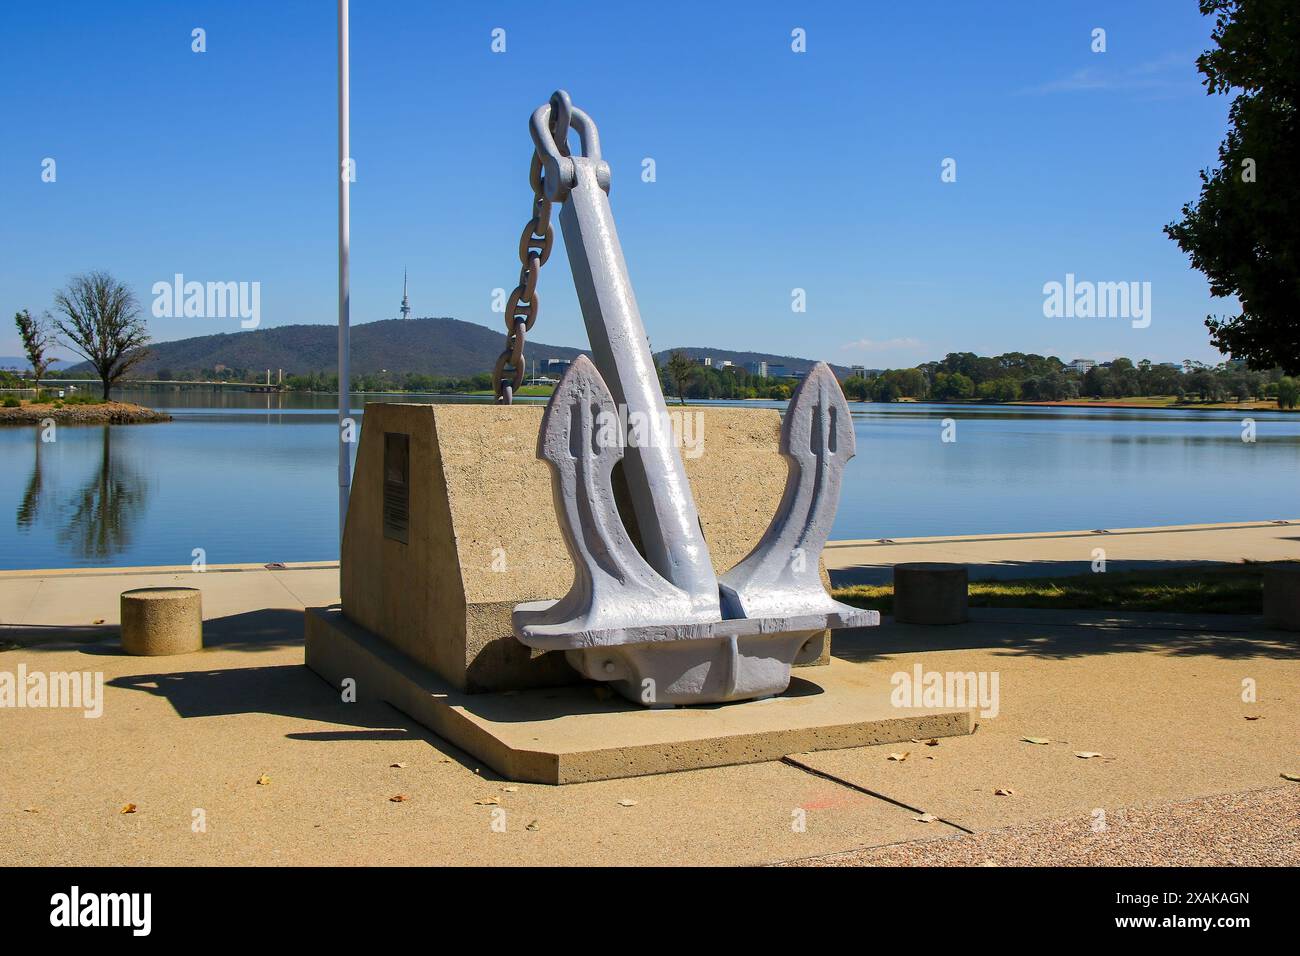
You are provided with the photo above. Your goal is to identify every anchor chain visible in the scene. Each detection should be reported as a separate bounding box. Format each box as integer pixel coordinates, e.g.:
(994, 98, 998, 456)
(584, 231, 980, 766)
(493, 98, 570, 404)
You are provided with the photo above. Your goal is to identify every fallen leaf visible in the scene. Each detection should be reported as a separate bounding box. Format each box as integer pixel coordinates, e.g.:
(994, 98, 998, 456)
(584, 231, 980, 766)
(437, 757, 452, 764)
(1244, 716, 1262, 721)
(389, 794, 407, 803)
(474, 797, 499, 806)
(993, 788, 1016, 797)
(502, 786, 519, 793)
(256, 775, 271, 786)
(1021, 737, 1051, 745)
(22, 807, 39, 814)
(617, 799, 638, 807)
(924, 738, 939, 747)
(1282, 773, 1300, 783)
(1074, 752, 1104, 759)
(525, 820, 540, 831)
(120, 803, 137, 814)
(887, 752, 910, 762)
(390, 762, 407, 769)
(92, 619, 105, 625)
(914, 812, 937, 823)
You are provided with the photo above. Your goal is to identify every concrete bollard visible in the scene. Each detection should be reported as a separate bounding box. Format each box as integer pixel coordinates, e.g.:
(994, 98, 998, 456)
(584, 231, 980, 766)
(1262, 564, 1300, 632)
(893, 562, 968, 625)
(120, 587, 203, 655)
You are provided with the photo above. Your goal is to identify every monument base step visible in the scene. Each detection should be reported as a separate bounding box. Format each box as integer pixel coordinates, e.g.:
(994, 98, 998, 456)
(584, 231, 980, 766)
(304, 606, 974, 785)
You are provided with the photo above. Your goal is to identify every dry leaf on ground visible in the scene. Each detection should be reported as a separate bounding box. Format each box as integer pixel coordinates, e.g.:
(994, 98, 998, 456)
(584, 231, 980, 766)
(617, 799, 638, 807)
(915, 812, 937, 823)
(120, 803, 137, 814)
(887, 752, 910, 762)
(389, 794, 407, 803)
(474, 797, 500, 806)
(1021, 737, 1051, 745)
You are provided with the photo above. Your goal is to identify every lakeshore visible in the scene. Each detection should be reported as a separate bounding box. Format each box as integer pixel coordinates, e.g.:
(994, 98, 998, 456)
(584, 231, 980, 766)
(0, 400, 170, 426)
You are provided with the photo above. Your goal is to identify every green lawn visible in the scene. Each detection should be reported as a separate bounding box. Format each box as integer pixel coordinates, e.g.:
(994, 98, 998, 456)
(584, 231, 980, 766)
(832, 563, 1290, 616)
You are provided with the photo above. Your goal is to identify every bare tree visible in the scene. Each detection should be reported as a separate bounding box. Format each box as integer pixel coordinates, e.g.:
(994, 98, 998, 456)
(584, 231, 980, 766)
(14, 309, 54, 395)
(53, 272, 150, 400)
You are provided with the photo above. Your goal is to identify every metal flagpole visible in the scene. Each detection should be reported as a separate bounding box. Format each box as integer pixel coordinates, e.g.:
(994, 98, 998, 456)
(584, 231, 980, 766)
(337, 0, 351, 544)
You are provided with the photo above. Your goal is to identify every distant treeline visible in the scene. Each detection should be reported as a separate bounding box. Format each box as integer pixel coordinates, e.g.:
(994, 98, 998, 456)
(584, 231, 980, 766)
(281, 370, 495, 393)
(839, 352, 1299, 407)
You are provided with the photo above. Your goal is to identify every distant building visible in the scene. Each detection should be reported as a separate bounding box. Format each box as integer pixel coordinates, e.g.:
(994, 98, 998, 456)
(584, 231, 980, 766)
(1068, 359, 1097, 374)
(746, 361, 768, 379)
(850, 365, 867, 378)
(700, 356, 713, 367)
(766, 364, 788, 379)
(543, 358, 573, 374)
(719, 360, 732, 368)
(1158, 362, 1181, 370)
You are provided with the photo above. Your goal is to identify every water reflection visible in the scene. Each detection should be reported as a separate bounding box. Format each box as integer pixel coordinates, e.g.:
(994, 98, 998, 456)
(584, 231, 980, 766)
(14, 426, 148, 562)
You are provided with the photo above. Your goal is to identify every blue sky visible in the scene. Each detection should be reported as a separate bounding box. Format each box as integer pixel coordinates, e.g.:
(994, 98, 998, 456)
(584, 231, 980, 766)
(0, 1, 1234, 368)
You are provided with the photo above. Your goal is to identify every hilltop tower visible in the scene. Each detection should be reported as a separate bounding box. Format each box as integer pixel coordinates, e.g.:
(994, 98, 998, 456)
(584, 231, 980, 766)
(399, 269, 412, 320)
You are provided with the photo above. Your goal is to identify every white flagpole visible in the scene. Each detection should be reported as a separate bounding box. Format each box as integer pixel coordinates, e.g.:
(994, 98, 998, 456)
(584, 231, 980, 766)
(337, 0, 351, 544)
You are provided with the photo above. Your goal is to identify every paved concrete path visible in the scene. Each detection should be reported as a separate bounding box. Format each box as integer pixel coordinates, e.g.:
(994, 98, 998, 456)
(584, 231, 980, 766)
(825, 519, 1300, 585)
(1, 523, 1297, 865)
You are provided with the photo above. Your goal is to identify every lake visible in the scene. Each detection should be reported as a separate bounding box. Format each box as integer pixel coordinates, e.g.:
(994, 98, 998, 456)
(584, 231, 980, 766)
(2, 388, 1297, 570)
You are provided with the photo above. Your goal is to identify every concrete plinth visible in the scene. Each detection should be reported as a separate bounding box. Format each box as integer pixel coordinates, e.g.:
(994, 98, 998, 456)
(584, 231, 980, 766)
(119, 587, 202, 655)
(1263, 564, 1300, 632)
(893, 563, 968, 625)
(305, 607, 972, 784)
(335, 402, 833, 694)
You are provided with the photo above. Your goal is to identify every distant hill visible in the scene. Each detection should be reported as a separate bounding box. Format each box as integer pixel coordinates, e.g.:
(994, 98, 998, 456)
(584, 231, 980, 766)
(64, 317, 853, 382)
(0, 356, 76, 371)
(66, 317, 586, 380)
(651, 346, 858, 379)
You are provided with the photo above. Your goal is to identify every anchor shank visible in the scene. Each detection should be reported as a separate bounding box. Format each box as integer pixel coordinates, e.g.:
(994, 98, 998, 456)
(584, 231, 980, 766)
(558, 158, 719, 613)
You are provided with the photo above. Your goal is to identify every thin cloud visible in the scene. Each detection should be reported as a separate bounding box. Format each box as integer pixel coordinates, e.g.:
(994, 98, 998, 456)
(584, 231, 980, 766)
(841, 337, 924, 353)
(1019, 51, 1197, 96)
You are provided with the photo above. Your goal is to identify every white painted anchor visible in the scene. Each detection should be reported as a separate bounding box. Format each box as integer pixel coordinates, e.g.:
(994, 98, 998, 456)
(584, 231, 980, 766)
(512, 92, 878, 705)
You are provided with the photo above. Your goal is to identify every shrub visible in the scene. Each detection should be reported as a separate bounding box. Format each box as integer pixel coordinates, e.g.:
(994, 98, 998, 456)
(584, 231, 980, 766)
(2, 396, 20, 408)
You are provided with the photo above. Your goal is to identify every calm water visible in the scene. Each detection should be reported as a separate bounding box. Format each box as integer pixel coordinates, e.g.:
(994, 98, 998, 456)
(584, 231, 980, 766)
(2, 388, 1297, 570)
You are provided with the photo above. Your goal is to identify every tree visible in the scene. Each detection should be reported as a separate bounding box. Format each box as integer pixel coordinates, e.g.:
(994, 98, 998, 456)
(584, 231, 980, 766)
(14, 309, 54, 395)
(52, 271, 150, 399)
(1277, 376, 1299, 409)
(664, 350, 695, 406)
(1164, 1, 1300, 373)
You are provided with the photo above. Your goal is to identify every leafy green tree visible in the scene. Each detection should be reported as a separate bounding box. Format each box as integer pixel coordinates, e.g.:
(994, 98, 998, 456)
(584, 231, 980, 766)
(664, 350, 695, 406)
(1277, 376, 1299, 409)
(53, 272, 150, 399)
(14, 309, 54, 394)
(1164, 0, 1300, 373)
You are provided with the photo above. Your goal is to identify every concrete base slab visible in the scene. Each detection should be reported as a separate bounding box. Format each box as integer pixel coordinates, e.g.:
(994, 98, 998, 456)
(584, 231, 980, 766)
(305, 607, 973, 784)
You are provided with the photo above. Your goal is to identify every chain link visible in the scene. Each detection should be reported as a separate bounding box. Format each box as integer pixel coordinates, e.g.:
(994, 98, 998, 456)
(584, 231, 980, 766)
(493, 152, 555, 404)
